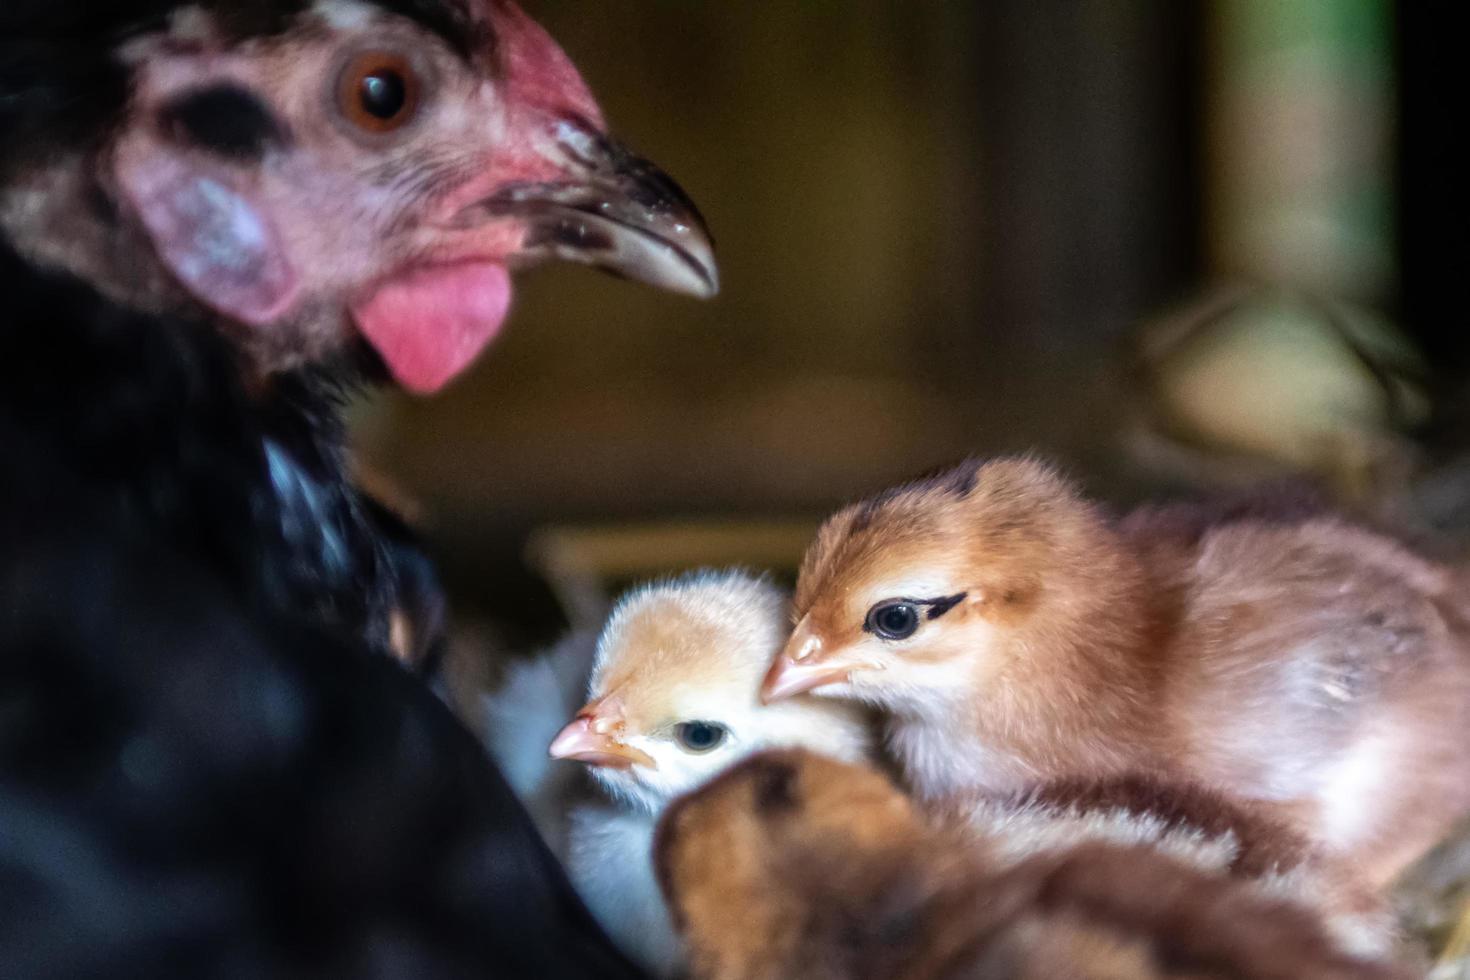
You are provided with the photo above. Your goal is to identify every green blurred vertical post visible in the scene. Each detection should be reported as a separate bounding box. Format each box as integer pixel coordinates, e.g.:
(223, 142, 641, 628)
(1207, 0, 1395, 302)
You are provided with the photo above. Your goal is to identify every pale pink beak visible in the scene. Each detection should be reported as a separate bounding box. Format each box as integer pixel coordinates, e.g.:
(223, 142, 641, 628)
(549, 707, 657, 769)
(760, 656, 859, 703)
(760, 616, 874, 703)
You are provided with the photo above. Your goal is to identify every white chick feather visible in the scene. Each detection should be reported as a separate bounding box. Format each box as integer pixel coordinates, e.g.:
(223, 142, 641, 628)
(479, 628, 598, 855)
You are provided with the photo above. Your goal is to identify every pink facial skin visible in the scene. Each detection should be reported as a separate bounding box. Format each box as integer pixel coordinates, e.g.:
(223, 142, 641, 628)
(112, 0, 713, 391)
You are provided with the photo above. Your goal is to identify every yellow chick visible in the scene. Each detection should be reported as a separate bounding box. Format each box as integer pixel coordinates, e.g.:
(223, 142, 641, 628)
(547, 569, 873, 977)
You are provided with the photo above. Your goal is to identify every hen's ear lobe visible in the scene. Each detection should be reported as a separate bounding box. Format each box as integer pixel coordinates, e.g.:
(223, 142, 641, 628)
(114, 138, 299, 326)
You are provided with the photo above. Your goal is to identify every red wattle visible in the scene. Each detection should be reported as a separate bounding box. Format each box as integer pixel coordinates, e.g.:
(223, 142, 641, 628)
(351, 262, 512, 394)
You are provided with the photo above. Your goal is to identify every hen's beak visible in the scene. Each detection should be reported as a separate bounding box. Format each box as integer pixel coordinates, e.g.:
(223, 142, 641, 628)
(460, 116, 718, 300)
(760, 618, 877, 703)
(549, 707, 657, 770)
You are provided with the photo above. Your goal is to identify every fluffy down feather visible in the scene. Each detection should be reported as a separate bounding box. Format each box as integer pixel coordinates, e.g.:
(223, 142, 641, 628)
(655, 751, 1413, 980)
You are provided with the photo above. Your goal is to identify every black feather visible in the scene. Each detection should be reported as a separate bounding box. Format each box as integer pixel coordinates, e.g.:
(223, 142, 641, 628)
(0, 524, 638, 978)
(0, 234, 644, 980)
(0, 241, 401, 656)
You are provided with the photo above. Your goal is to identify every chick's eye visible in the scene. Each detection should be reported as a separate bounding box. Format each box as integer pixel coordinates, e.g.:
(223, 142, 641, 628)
(867, 602, 920, 640)
(338, 53, 420, 133)
(674, 721, 728, 753)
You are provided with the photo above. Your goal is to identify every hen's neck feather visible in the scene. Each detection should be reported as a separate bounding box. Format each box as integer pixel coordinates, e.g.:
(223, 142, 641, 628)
(0, 234, 398, 657)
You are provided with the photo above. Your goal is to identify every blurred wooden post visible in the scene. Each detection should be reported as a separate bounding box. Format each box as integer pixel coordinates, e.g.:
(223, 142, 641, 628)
(1206, 0, 1395, 302)
(972, 0, 1202, 343)
(967, 0, 1203, 457)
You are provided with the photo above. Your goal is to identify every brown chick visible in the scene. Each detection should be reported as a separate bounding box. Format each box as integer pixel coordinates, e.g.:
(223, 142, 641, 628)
(761, 457, 1470, 886)
(654, 750, 1411, 980)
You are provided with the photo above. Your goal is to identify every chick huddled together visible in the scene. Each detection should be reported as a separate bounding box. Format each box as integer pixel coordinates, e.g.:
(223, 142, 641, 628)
(763, 457, 1470, 888)
(485, 455, 1470, 978)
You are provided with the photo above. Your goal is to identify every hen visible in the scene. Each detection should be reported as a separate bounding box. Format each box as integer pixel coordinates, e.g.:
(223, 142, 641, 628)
(0, 0, 713, 975)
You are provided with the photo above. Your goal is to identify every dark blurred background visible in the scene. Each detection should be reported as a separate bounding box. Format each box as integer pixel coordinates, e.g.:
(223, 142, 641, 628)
(350, 0, 1465, 647)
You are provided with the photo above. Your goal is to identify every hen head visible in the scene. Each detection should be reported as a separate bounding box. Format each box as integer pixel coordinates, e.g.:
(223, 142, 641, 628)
(0, 0, 716, 392)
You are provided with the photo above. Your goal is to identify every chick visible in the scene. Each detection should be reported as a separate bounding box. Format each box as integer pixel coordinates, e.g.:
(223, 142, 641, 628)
(655, 749, 1411, 980)
(762, 457, 1470, 885)
(547, 570, 874, 977)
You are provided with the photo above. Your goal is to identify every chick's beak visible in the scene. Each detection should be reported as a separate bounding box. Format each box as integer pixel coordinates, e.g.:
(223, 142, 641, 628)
(761, 656, 854, 704)
(761, 618, 874, 704)
(549, 711, 657, 770)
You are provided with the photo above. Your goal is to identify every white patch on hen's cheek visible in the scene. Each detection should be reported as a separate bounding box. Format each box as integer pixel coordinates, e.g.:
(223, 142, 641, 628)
(180, 180, 268, 272)
(114, 141, 299, 325)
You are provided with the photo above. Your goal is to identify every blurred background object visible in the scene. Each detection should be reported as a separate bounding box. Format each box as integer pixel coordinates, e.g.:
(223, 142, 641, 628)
(1395, 816, 1470, 978)
(348, 0, 1463, 640)
(1126, 284, 1429, 503)
(1207, 1, 1395, 301)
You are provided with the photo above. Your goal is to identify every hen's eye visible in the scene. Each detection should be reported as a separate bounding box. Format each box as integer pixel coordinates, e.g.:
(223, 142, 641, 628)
(338, 53, 420, 133)
(866, 602, 920, 640)
(361, 72, 406, 118)
(674, 721, 728, 753)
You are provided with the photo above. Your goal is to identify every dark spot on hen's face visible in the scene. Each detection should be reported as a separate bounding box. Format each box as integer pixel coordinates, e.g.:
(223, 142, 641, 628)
(161, 84, 287, 160)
